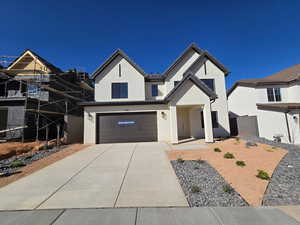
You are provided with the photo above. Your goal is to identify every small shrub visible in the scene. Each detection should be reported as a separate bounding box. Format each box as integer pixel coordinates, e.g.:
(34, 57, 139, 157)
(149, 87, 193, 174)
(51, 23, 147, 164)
(191, 185, 201, 193)
(177, 158, 184, 163)
(256, 170, 270, 180)
(222, 184, 233, 193)
(266, 149, 273, 152)
(196, 158, 205, 164)
(246, 141, 258, 148)
(10, 160, 26, 168)
(272, 146, 277, 149)
(235, 137, 240, 142)
(214, 147, 222, 152)
(224, 152, 235, 159)
(236, 160, 246, 167)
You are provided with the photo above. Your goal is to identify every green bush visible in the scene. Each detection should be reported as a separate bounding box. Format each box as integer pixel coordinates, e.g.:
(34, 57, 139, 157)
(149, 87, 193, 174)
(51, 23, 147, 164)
(222, 184, 233, 193)
(256, 170, 270, 180)
(266, 149, 274, 152)
(214, 147, 222, 152)
(177, 158, 184, 163)
(224, 152, 235, 159)
(10, 160, 26, 168)
(191, 185, 201, 193)
(236, 160, 246, 167)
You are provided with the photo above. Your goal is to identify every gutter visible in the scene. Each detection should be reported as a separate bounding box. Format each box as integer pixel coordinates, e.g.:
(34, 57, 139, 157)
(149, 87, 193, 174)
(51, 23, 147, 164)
(284, 111, 292, 143)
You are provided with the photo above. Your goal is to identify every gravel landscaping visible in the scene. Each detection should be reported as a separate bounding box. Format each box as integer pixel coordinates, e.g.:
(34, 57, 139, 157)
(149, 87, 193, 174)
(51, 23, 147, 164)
(171, 160, 248, 207)
(0, 146, 65, 177)
(241, 136, 300, 206)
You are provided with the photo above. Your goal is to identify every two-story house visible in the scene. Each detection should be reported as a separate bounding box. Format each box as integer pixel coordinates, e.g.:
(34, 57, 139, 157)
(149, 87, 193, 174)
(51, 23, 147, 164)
(80, 44, 230, 144)
(228, 63, 300, 144)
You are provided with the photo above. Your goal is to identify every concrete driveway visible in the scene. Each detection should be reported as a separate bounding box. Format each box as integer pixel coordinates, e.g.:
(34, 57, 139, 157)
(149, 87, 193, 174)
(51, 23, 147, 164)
(0, 142, 188, 210)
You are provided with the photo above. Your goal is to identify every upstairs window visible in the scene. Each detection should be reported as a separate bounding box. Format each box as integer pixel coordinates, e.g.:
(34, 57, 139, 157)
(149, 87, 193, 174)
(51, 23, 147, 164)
(112, 83, 128, 99)
(200, 79, 215, 91)
(267, 88, 281, 102)
(174, 81, 180, 87)
(151, 84, 158, 97)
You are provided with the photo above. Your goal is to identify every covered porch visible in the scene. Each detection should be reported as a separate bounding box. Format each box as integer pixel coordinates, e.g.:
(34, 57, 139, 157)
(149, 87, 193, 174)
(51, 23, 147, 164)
(169, 104, 214, 144)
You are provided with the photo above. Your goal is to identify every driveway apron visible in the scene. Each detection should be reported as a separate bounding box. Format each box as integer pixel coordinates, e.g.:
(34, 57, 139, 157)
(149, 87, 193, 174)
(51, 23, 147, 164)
(0, 142, 187, 209)
(115, 142, 188, 207)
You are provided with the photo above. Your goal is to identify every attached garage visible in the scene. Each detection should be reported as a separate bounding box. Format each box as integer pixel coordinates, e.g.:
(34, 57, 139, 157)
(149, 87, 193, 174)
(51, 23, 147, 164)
(96, 112, 158, 144)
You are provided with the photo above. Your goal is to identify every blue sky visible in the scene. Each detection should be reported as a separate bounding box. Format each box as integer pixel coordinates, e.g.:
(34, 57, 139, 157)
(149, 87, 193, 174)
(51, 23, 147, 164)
(1, 0, 300, 89)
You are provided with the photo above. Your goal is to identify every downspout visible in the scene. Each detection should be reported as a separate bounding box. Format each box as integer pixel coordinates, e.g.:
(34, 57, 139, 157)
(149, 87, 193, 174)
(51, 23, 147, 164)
(284, 111, 292, 143)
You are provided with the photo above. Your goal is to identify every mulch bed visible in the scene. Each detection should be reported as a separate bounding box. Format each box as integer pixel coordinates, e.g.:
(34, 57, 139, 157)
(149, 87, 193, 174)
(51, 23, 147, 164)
(242, 136, 300, 206)
(171, 160, 248, 207)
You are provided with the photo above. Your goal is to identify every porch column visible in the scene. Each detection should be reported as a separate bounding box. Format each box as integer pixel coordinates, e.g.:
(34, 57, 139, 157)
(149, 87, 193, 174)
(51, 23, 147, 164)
(203, 103, 214, 143)
(170, 105, 178, 144)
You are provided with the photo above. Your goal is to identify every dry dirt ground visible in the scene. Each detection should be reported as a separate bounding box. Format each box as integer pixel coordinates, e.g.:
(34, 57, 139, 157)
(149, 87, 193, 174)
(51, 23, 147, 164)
(0, 142, 41, 160)
(167, 138, 288, 206)
(0, 144, 90, 188)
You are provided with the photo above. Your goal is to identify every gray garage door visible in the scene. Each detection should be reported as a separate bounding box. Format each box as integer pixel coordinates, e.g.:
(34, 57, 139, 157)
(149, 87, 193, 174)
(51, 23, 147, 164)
(96, 112, 158, 144)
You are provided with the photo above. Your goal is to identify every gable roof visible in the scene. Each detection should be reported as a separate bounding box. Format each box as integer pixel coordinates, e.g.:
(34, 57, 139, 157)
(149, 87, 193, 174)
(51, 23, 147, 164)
(7, 49, 63, 74)
(164, 72, 217, 101)
(163, 43, 203, 76)
(79, 73, 217, 106)
(227, 63, 300, 96)
(163, 43, 229, 79)
(91, 49, 146, 80)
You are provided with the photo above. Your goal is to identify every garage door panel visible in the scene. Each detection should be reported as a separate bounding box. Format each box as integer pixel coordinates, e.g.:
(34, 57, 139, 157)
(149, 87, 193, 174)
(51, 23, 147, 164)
(97, 112, 157, 143)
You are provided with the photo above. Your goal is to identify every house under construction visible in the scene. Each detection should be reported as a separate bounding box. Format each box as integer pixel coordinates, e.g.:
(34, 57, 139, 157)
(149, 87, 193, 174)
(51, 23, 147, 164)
(0, 50, 93, 143)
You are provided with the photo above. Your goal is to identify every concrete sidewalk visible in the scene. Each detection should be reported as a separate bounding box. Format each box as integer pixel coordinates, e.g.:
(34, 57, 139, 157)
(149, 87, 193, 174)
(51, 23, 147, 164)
(0, 142, 187, 210)
(0, 207, 299, 225)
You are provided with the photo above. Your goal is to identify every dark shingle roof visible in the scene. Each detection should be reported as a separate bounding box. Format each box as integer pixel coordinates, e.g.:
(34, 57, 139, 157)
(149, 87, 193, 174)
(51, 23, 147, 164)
(91, 49, 146, 80)
(79, 73, 217, 106)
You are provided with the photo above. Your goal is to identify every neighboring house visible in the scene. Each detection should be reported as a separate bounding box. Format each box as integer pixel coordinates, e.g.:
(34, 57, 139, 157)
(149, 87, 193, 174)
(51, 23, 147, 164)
(228, 63, 300, 144)
(0, 50, 93, 143)
(80, 44, 230, 144)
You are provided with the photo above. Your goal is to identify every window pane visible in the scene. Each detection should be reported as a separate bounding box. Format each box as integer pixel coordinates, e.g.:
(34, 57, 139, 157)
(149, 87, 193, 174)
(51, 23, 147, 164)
(111, 83, 119, 98)
(120, 83, 128, 98)
(112, 83, 128, 98)
(151, 84, 158, 97)
(274, 88, 281, 102)
(267, 88, 275, 102)
(200, 79, 215, 91)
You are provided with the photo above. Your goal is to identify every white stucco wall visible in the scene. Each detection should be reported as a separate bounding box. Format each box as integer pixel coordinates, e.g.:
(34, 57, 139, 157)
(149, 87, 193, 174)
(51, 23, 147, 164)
(257, 109, 300, 144)
(84, 104, 170, 144)
(194, 60, 230, 137)
(145, 82, 166, 100)
(164, 50, 200, 93)
(94, 55, 145, 102)
(228, 86, 258, 117)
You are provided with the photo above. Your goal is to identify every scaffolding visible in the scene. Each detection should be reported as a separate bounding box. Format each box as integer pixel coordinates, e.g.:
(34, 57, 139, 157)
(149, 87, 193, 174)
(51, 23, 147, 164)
(0, 55, 93, 144)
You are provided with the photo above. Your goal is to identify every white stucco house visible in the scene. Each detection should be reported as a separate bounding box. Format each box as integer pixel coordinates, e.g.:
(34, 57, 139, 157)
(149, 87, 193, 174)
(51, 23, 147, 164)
(80, 44, 230, 144)
(228, 63, 300, 144)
